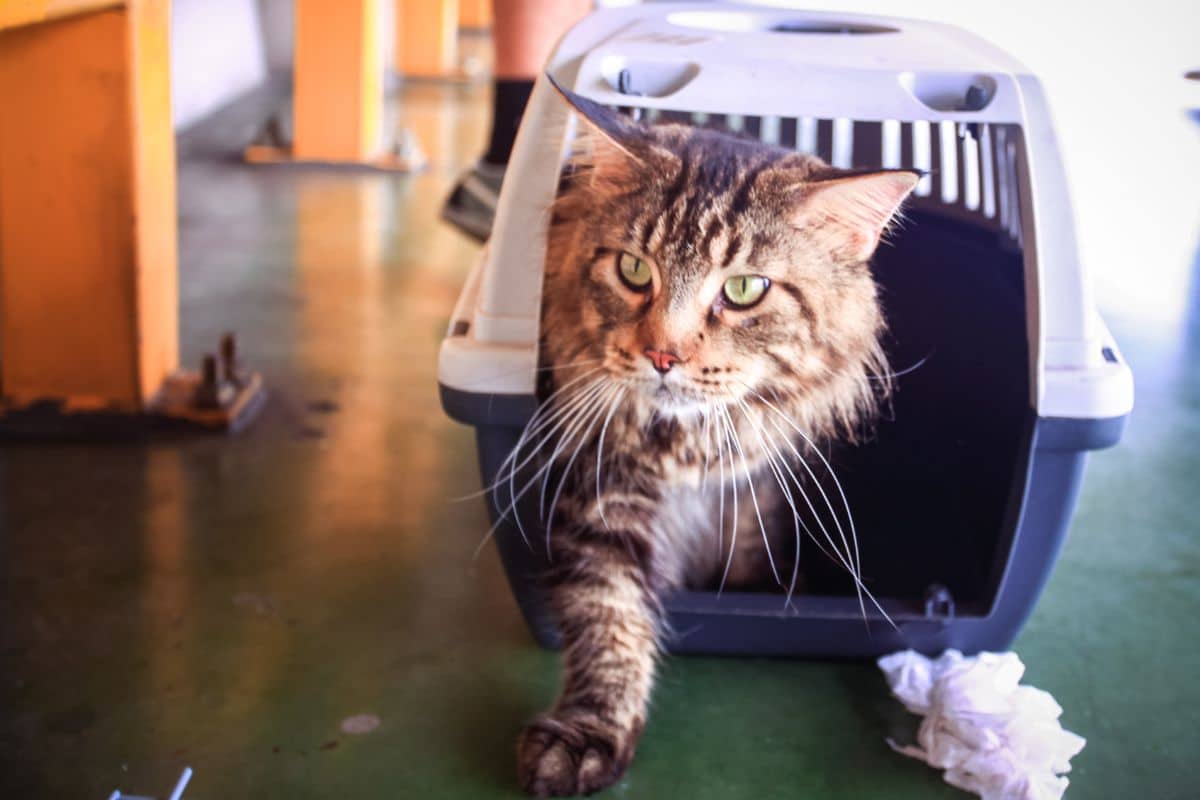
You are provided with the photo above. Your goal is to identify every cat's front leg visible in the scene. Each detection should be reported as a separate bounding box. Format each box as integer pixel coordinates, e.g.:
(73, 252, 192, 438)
(518, 515, 661, 797)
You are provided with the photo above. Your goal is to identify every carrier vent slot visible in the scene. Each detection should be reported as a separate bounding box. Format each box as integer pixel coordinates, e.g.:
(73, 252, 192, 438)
(603, 105, 1024, 244)
(815, 119, 834, 163)
(852, 121, 883, 169)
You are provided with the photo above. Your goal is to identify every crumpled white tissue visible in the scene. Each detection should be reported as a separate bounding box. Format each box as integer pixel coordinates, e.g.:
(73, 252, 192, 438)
(878, 649, 1086, 800)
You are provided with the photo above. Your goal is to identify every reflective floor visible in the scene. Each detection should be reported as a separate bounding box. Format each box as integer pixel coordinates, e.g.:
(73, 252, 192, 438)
(2, 83, 1197, 799)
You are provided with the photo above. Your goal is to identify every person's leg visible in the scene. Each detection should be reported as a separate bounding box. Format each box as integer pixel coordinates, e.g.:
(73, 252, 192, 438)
(443, 0, 591, 242)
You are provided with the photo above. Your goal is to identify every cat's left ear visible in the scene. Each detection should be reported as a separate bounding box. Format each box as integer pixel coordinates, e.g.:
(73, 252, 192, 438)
(546, 72, 644, 159)
(545, 71, 676, 173)
(791, 170, 920, 262)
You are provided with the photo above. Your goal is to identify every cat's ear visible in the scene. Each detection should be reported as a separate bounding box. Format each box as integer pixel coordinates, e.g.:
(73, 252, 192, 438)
(547, 72, 644, 158)
(791, 170, 920, 262)
(546, 72, 673, 178)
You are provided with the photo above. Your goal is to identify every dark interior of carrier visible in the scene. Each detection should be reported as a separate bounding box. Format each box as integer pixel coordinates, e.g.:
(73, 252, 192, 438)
(535, 110, 1034, 619)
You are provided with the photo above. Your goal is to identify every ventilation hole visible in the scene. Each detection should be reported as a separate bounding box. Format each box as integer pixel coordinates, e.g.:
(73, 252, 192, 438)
(770, 21, 898, 34)
(667, 11, 897, 35)
(816, 119, 834, 162)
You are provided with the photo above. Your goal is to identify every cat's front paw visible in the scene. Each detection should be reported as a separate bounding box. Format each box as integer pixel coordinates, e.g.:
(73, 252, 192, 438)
(517, 714, 633, 797)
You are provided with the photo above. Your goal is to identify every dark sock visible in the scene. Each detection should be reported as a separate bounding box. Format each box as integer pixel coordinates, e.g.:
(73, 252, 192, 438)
(483, 79, 534, 167)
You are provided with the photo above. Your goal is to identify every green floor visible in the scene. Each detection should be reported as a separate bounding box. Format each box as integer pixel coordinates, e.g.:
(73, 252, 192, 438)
(2, 84, 1197, 799)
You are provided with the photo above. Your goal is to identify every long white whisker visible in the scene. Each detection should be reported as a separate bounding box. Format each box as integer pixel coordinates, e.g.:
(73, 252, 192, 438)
(594, 387, 628, 529)
(502, 378, 610, 544)
(700, 405, 713, 491)
(759, 409, 868, 622)
(455, 367, 608, 503)
(716, 408, 738, 595)
(734, 383, 862, 579)
(755, 393, 863, 586)
(714, 405, 726, 562)
(537, 380, 612, 520)
(867, 353, 932, 382)
(719, 405, 781, 590)
(738, 382, 893, 628)
(545, 385, 618, 557)
(732, 399, 817, 606)
(472, 381, 610, 557)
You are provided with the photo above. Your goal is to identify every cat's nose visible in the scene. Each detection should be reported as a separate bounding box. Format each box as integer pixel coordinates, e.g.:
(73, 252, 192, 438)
(644, 347, 681, 374)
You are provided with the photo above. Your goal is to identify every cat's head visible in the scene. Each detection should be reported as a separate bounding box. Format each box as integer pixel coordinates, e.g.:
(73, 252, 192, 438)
(542, 80, 918, 437)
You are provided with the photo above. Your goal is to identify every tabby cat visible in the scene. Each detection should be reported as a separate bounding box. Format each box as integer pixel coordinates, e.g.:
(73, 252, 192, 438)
(501, 82, 918, 797)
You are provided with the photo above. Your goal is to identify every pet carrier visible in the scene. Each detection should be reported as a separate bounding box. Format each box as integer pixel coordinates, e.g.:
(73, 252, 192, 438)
(438, 3, 1133, 656)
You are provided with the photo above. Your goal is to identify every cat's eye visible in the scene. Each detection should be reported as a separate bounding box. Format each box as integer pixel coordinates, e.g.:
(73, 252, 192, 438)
(617, 252, 652, 291)
(722, 275, 771, 309)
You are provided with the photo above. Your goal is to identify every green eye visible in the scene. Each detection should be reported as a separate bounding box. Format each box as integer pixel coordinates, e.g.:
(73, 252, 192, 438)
(617, 252, 652, 291)
(723, 275, 771, 308)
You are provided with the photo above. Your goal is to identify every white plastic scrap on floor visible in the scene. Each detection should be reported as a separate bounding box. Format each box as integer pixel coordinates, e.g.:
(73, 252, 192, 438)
(878, 650, 1085, 800)
(107, 766, 192, 800)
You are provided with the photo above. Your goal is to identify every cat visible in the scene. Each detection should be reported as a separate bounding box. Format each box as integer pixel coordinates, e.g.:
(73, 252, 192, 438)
(503, 80, 918, 797)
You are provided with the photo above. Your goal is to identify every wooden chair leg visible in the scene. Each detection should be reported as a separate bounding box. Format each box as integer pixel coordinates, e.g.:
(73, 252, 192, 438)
(0, 3, 267, 435)
(395, 0, 458, 79)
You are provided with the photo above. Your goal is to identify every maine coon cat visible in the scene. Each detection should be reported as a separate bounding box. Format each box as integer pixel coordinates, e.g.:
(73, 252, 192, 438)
(499, 82, 918, 797)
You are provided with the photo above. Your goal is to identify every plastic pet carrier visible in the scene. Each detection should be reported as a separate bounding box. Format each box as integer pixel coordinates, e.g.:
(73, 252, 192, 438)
(438, 3, 1133, 656)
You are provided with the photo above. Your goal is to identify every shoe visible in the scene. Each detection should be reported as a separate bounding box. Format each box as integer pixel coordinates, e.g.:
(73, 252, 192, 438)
(441, 160, 505, 243)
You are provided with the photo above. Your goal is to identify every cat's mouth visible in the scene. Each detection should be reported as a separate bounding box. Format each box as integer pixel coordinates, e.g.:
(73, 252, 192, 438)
(648, 381, 708, 416)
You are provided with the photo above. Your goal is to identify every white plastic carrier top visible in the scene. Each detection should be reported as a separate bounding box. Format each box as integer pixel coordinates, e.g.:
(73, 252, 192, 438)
(439, 2, 1134, 422)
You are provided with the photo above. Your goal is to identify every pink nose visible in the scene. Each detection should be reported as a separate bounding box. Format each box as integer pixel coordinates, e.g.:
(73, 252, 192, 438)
(644, 348, 681, 374)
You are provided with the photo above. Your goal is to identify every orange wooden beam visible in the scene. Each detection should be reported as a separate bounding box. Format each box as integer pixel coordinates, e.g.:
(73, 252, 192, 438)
(0, 0, 178, 409)
(0, 0, 122, 31)
(457, 0, 490, 31)
(395, 0, 457, 78)
(293, 0, 384, 163)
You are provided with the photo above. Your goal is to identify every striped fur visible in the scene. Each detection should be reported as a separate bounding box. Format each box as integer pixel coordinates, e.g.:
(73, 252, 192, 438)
(515, 89, 916, 796)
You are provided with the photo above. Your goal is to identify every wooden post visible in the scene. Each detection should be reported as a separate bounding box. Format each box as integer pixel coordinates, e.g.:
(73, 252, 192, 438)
(395, 0, 457, 78)
(458, 0, 491, 31)
(0, 1, 267, 435)
(247, 0, 422, 171)
(0, 1, 177, 409)
(293, 0, 384, 162)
